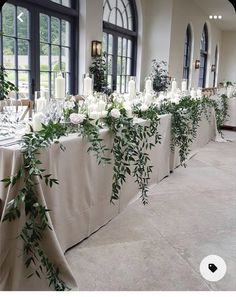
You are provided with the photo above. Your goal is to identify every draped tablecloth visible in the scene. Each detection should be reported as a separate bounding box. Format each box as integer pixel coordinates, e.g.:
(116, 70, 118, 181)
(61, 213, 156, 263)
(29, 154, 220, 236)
(170, 108, 217, 171)
(0, 114, 172, 291)
(224, 97, 236, 127)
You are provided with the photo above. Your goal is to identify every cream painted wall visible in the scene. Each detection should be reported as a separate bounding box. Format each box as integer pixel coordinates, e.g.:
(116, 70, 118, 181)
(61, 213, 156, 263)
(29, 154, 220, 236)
(139, 0, 173, 90)
(79, 0, 103, 93)
(219, 31, 236, 83)
(168, 0, 222, 89)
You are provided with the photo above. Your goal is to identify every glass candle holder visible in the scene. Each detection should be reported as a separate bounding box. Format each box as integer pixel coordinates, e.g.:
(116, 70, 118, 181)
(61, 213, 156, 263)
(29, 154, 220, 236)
(83, 73, 94, 97)
(145, 76, 153, 94)
(35, 90, 49, 113)
(128, 76, 136, 100)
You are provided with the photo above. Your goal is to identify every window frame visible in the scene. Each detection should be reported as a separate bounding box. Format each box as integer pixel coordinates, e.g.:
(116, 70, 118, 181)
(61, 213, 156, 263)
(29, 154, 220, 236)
(199, 23, 208, 88)
(103, 0, 138, 92)
(182, 24, 192, 88)
(213, 45, 218, 87)
(0, 0, 79, 99)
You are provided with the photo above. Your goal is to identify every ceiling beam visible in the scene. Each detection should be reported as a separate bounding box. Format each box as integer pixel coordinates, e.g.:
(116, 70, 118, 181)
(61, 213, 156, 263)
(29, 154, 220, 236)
(228, 0, 236, 11)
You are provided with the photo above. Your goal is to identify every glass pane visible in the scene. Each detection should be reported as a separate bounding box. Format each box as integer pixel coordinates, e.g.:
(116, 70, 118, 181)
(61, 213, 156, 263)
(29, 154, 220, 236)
(108, 34, 113, 54)
(127, 40, 132, 58)
(61, 20, 70, 46)
(121, 76, 125, 93)
(51, 17, 60, 45)
(123, 39, 127, 56)
(17, 7, 29, 39)
(40, 14, 49, 43)
(2, 3, 15, 37)
(118, 37, 122, 56)
(61, 47, 70, 72)
(40, 43, 49, 71)
(66, 72, 70, 94)
(127, 58, 132, 75)
(51, 45, 60, 71)
(102, 33, 107, 53)
(40, 72, 50, 93)
(3, 37, 15, 69)
(107, 75, 112, 89)
(122, 57, 126, 75)
(108, 55, 113, 75)
(117, 56, 121, 75)
(18, 71, 29, 98)
(116, 10, 123, 27)
(6, 70, 16, 98)
(18, 40, 29, 70)
(51, 72, 55, 96)
(109, 9, 116, 25)
(62, 0, 71, 7)
(51, 0, 61, 4)
(117, 76, 120, 93)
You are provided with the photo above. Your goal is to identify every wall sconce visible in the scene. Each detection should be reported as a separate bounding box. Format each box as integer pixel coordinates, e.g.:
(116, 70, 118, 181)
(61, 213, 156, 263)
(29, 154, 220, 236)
(195, 59, 200, 69)
(211, 64, 216, 72)
(91, 40, 102, 57)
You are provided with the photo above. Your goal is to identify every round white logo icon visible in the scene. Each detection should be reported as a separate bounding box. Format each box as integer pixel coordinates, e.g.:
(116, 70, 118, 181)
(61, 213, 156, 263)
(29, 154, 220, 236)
(200, 255, 227, 282)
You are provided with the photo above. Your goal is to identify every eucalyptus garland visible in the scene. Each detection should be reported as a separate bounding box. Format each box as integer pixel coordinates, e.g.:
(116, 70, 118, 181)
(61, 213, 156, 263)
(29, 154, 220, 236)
(105, 105, 162, 205)
(2, 122, 70, 291)
(1, 93, 229, 290)
(159, 97, 202, 166)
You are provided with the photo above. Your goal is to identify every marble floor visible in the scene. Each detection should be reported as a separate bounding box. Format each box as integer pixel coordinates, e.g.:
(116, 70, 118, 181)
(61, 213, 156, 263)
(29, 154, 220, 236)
(66, 130, 236, 291)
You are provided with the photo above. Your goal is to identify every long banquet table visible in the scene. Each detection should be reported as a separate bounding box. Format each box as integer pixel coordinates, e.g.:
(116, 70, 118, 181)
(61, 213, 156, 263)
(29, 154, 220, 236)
(0, 111, 217, 290)
(0, 114, 171, 290)
(224, 97, 236, 128)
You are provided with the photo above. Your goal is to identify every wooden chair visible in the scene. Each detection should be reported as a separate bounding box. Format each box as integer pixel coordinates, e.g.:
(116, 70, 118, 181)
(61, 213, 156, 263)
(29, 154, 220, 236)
(0, 99, 33, 120)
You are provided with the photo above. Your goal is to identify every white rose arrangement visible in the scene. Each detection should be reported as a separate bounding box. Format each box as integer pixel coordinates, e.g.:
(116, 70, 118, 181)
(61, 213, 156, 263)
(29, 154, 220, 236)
(70, 113, 86, 125)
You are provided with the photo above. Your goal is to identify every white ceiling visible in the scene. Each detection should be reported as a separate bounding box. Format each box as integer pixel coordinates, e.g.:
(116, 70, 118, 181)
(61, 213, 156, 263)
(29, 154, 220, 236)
(193, 0, 236, 31)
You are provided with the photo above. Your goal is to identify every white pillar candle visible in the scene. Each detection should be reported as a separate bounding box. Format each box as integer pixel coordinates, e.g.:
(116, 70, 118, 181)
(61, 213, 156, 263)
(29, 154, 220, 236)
(171, 79, 177, 93)
(190, 89, 197, 99)
(32, 112, 45, 132)
(196, 88, 202, 98)
(98, 100, 106, 112)
(145, 93, 153, 104)
(128, 78, 136, 100)
(84, 74, 93, 96)
(55, 72, 66, 99)
(181, 80, 187, 92)
(145, 78, 153, 93)
(227, 86, 233, 98)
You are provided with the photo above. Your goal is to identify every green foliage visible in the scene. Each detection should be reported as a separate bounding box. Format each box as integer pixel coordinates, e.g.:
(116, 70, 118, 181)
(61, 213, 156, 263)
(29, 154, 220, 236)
(150, 60, 170, 93)
(0, 66, 18, 100)
(89, 53, 110, 94)
(2, 121, 70, 291)
(1, 94, 229, 290)
(105, 105, 162, 204)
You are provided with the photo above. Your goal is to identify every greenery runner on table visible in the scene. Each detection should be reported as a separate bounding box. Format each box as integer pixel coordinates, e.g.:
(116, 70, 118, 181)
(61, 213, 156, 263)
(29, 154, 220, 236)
(1, 93, 229, 290)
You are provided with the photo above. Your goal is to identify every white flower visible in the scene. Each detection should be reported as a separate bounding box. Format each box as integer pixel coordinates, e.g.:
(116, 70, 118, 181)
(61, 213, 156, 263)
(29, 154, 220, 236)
(64, 101, 75, 110)
(140, 103, 148, 112)
(89, 111, 100, 121)
(101, 110, 108, 118)
(70, 113, 86, 124)
(110, 108, 121, 119)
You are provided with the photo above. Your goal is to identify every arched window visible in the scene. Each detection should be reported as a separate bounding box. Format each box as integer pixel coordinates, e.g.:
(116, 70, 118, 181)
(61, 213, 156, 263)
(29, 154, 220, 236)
(103, 0, 138, 93)
(0, 0, 78, 99)
(182, 24, 192, 88)
(198, 23, 208, 88)
(213, 45, 218, 87)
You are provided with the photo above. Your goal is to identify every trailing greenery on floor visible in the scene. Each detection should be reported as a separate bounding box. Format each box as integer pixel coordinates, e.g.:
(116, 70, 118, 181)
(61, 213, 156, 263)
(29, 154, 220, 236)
(1, 94, 229, 290)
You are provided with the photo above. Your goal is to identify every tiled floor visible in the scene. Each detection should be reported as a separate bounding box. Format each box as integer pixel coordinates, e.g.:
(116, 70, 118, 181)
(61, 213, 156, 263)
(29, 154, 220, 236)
(66, 130, 236, 291)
